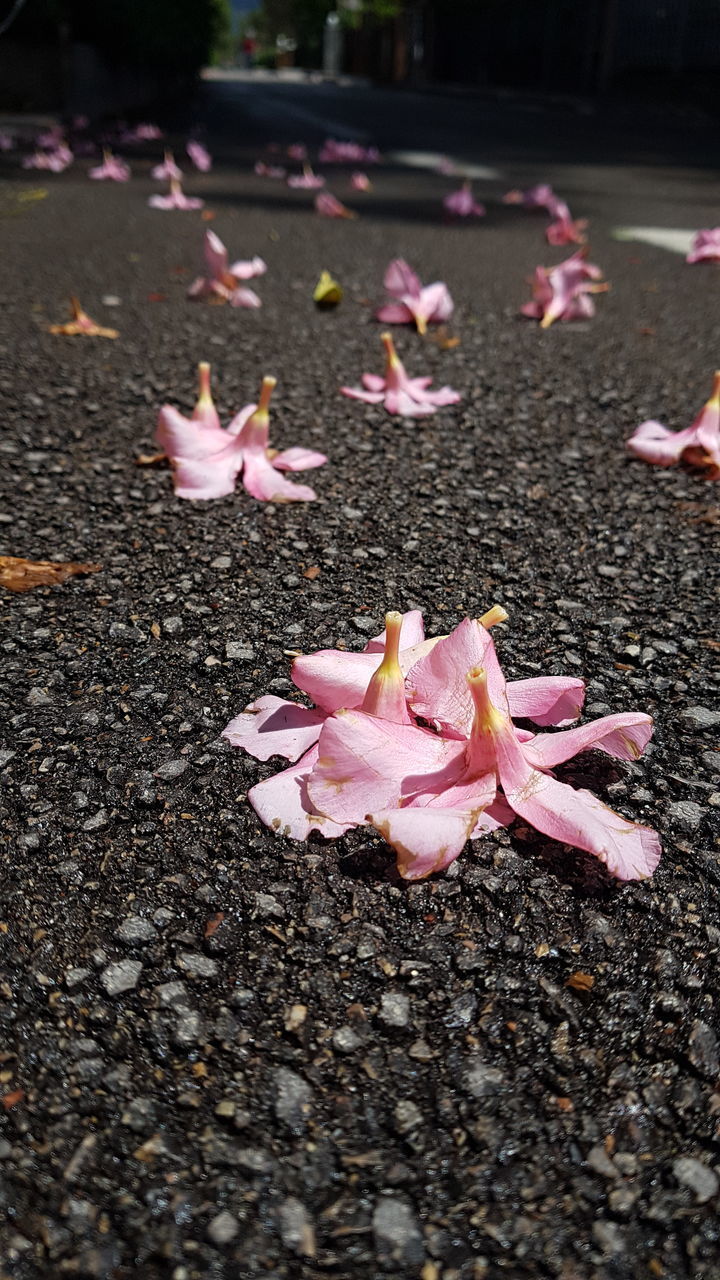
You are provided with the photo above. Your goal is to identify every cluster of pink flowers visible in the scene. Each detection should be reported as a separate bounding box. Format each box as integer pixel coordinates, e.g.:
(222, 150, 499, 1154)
(319, 138, 380, 164)
(503, 183, 586, 246)
(225, 610, 661, 882)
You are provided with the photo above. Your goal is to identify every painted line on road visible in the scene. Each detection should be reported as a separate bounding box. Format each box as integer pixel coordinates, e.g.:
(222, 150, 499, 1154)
(612, 226, 695, 255)
(387, 150, 500, 180)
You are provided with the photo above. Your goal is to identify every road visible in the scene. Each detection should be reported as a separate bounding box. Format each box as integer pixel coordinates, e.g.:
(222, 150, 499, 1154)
(0, 72, 719, 1280)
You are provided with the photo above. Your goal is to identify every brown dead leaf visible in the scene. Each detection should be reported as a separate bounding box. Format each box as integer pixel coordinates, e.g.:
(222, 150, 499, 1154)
(555, 1096, 574, 1112)
(2, 1088, 24, 1109)
(136, 452, 167, 466)
(426, 325, 460, 350)
(201, 210, 216, 221)
(150, 622, 161, 639)
(566, 971, 595, 992)
(303, 565, 321, 580)
(146, 293, 167, 303)
(0, 556, 101, 594)
(204, 911, 225, 939)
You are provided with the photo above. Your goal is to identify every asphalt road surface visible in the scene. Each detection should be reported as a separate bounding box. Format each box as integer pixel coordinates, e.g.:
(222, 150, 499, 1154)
(1, 73, 719, 1280)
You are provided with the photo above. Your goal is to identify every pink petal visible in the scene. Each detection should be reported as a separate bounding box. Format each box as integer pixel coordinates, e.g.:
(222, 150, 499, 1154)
(370, 807, 482, 880)
(308, 711, 461, 824)
(156, 405, 232, 461)
(626, 420, 695, 466)
(506, 676, 585, 726)
(417, 282, 454, 324)
(204, 230, 228, 279)
(407, 618, 499, 737)
(249, 745, 354, 841)
(365, 610, 426, 653)
(229, 256, 267, 279)
(470, 796, 515, 837)
(292, 649, 382, 711)
(223, 695, 326, 762)
(384, 259, 421, 298)
(522, 712, 653, 770)
(241, 444, 317, 503)
(385, 388, 435, 417)
(493, 725, 661, 880)
(226, 404, 255, 437)
(272, 446, 327, 472)
(340, 386, 386, 404)
(362, 373, 386, 392)
(155, 407, 243, 500)
(375, 303, 415, 326)
(228, 287, 262, 308)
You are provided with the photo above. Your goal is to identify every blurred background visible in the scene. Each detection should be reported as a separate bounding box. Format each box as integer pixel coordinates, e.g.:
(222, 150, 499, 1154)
(1, 0, 719, 118)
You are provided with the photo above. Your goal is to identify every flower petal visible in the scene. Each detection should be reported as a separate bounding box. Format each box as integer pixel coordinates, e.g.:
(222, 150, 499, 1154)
(249, 745, 354, 840)
(365, 609, 426, 653)
(272, 446, 328, 472)
(626, 419, 694, 466)
(241, 445, 317, 503)
(506, 675, 586, 726)
(370, 807, 481, 880)
(223, 694, 326, 762)
(407, 617, 500, 736)
(375, 303, 415, 325)
(523, 712, 653, 769)
(291, 649, 382, 712)
(384, 259, 421, 298)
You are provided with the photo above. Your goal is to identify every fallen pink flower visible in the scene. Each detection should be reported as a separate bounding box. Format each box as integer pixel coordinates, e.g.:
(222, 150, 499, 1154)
(686, 228, 720, 265)
(545, 196, 587, 246)
(315, 191, 356, 219)
(148, 177, 203, 210)
(350, 171, 371, 191)
(319, 138, 379, 164)
(255, 161, 287, 178)
(627, 371, 720, 477)
(341, 331, 461, 418)
(187, 140, 212, 172)
(503, 183, 556, 208)
(151, 150, 182, 181)
(36, 126, 64, 148)
(122, 123, 163, 143)
(308, 618, 659, 881)
(521, 249, 608, 327)
(443, 181, 485, 218)
(23, 144, 73, 173)
(187, 229, 266, 307)
(287, 164, 325, 190)
(376, 258, 453, 334)
(49, 295, 118, 339)
(0, 130, 15, 151)
(287, 143, 307, 161)
(89, 149, 130, 181)
(156, 363, 326, 502)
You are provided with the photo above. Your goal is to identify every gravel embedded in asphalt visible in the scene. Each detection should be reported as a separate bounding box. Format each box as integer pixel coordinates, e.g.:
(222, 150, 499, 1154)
(1, 78, 719, 1280)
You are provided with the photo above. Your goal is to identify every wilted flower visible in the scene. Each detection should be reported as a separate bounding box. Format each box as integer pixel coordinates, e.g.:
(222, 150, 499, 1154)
(545, 196, 587, 246)
(521, 249, 608, 327)
(287, 143, 308, 161)
(350, 171, 372, 191)
(376, 258, 453, 334)
(151, 150, 182, 181)
(23, 144, 73, 173)
(148, 177, 203, 210)
(156, 363, 327, 501)
(686, 228, 720, 265)
(88, 149, 130, 181)
(443, 181, 485, 218)
(319, 138, 379, 164)
(187, 140, 212, 172)
(627, 371, 720, 477)
(503, 183, 556, 208)
(187, 230, 266, 307)
(287, 164, 325, 190)
(121, 123, 162, 143)
(255, 161, 286, 178)
(49, 296, 118, 338)
(341, 332, 461, 417)
(315, 191, 356, 219)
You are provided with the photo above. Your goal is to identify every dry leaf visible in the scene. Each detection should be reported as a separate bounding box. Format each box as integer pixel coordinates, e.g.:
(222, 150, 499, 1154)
(426, 325, 460, 350)
(136, 452, 166, 466)
(200, 210, 216, 221)
(146, 293, 167, 303)
(565, 971, 595, 992)
(150, 622, 161, 639)
(0, 555, 101, 594)
(2, 1088, 24, 1109)
(204, 912, 225, 939)
(303, 565, 321, 580)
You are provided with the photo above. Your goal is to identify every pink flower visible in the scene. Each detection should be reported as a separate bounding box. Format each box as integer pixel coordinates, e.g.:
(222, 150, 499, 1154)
(307, 618, 660, 882)
(686, 228, 720, 265)
(148, 177, 203, 210)
(255, 161, 286, 178)
(319, 139, 379, 164)
(89, 149, 130, 181)
(443, 181, 485, 218)
(287, 164, 325, 190)
(187, 230, 266, 307)
(521, 249, 608, 327)
(36, 126, 64, 148)
(151, 150, 182, 181)
(121, 123, 163, 143)
(503, 183, 556, 208)
(341, 331, 461, 418)
(156, 363, 327, 502)
(187, 140, 212, 172)
(376, 258, 454, 334)
(350, 171, 371, 191)
(0, 130, 15, 151)
(287, 143, 307, 161)
(627, 371, 720, 477)
(23, 144, 73, 173)
(315, 191, 356, 219)
(545, 196, 587, 246)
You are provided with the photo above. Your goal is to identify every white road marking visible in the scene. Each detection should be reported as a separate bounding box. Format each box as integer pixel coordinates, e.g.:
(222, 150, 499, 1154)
(387, 150, 500, 180)
(612, 226, 695, 255)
